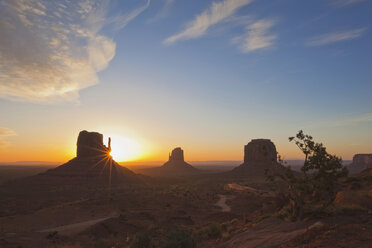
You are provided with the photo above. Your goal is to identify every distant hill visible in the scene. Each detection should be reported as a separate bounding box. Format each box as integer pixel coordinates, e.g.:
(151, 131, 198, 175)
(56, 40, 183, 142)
(0, 161, 60, 166)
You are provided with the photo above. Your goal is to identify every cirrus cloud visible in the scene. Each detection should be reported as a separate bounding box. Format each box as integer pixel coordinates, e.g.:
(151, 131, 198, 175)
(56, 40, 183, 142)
(331, 0, 366, 7)
(0, 0, 150, 103)
(164, 0, 254, 44)
(233, 19, 277, 52)
(306, 28, 366, 46)
(0, 127, 16, 148)
(148, 0, 175, 23)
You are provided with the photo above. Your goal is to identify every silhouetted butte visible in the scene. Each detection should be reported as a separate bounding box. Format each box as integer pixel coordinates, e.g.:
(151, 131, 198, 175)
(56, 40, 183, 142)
(230, 139, 283, 177)
(142, 147, 199, 176)
(42, 130, 139, 183)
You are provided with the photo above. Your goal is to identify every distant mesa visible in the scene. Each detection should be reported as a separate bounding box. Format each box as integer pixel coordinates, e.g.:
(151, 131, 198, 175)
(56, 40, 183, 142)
(230, 139, 282, 177)
(347, 154, 372, 174)
(162, 147, 197, 171)
(42, 130, 139, 183)
(141, 147, 199, 176)
(352, 154, 372, 166)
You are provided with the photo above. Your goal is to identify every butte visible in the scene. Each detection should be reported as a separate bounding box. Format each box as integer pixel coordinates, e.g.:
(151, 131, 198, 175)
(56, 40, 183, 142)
(141, 147, 199, 176)
(229, 139, 283, 178)
(42, 130, 140, 184)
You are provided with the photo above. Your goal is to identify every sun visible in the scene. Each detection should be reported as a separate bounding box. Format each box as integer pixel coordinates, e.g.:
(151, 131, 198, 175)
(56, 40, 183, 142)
(106, 134, 142, 162)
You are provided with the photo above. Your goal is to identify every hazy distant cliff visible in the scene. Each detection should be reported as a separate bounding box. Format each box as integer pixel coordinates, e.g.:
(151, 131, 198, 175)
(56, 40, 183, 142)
(348, 154, 372, 174)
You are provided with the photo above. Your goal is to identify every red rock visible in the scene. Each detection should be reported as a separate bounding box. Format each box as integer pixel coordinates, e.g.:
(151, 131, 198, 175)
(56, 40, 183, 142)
(244, 139, 277, 164)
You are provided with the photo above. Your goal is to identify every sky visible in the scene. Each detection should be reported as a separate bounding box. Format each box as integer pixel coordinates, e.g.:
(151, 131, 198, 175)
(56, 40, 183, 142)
(0, 0, 371, 163)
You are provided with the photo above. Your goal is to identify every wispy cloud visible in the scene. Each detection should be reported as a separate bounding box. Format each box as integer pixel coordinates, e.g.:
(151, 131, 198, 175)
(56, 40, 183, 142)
(111, 0, 150, 30)
(0, 127, 16, 137)
(307, 113, 372, 128)
(164, 0, 254, 44)
(148, 0, 174, 23)
(233, 19, 277, 52)
(0, 0, 150, 103)
(306, 28, 366, 46)
(335, 113, 372, 126)
(0, 127, 16, 148)
(331, 0, 366, 7)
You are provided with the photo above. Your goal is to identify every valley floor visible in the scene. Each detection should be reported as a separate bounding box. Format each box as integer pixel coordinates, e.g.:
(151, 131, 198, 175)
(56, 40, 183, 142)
(0, 169, 371, 247)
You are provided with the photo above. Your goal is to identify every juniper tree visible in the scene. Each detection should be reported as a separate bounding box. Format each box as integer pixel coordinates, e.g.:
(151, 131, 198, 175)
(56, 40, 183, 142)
(266, 130, 348, 220)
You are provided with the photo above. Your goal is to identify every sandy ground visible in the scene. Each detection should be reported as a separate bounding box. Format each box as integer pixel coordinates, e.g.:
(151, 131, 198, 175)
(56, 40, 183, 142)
(225, 183, 259, 192)
(37, 213, 119, 235)
(215, 194, 233, 212)
(217, 217, 312, 248)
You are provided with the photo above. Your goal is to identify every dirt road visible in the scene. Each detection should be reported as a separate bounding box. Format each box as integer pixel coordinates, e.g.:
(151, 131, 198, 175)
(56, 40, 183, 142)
(37, 213, 118, 235)
(215, 194, 233, 212)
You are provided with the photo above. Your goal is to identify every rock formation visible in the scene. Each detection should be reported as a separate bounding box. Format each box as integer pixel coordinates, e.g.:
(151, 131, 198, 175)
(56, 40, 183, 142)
(142, 147, 199, 176)
(352, 154, 372, 166)
(42, 130, 139, 183)
(0, 131, 141, 220)
(348, 154, 372, 174)
(244, 139, 277, 164)
(169, 147, 184, 161)
(76, 130, 111, 158)
(231, 139, 281, 177)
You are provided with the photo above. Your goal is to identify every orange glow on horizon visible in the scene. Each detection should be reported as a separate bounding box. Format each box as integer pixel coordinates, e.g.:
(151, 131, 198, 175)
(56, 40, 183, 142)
(106, 134, 144, 162)
(0, 131, 358, 163)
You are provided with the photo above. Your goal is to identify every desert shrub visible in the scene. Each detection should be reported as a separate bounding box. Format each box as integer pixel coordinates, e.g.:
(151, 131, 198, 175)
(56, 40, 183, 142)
(52, 244, 83, 248)
(205, 223, 222, 239)
(94, 234, 122, 248)
(131, 225, 195, 248)
(94, 240, 112, 248)
(347, 177, 361, 182)
(365, 175, 372, 183)
(255, 214, 271, 223)
(131, 230, 151, 248)
(351, 181, 362, 190)
(197, 223, 227, 241)
(46, 231, 58, 239)
(159, 225, 196, 248)
(266, 130, 348, 221)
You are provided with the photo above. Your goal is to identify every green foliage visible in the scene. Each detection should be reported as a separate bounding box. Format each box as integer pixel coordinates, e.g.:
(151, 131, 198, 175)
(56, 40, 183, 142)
(208, 223, 224, 239)
(93, 234, 122, 248)
(131, 225, 196, 248)
(206, 223, 223, 239)
(266, 130, 348, 221)
(196, 222, 230, 242)
(94, 240, 111, 248)
(255, 214, 271, 223)
(159, 225, 196, 248)
(351, 181, 362, 190)
(131, 230, 151, 248)
(52, 245, 83, 248)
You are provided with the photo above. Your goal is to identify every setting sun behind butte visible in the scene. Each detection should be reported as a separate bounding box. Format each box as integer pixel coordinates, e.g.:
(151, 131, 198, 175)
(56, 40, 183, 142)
(107, 134, 142, 162)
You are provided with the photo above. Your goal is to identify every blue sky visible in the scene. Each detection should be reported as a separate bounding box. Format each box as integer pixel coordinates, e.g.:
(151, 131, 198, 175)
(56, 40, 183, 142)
(0, 0, 371, 162)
